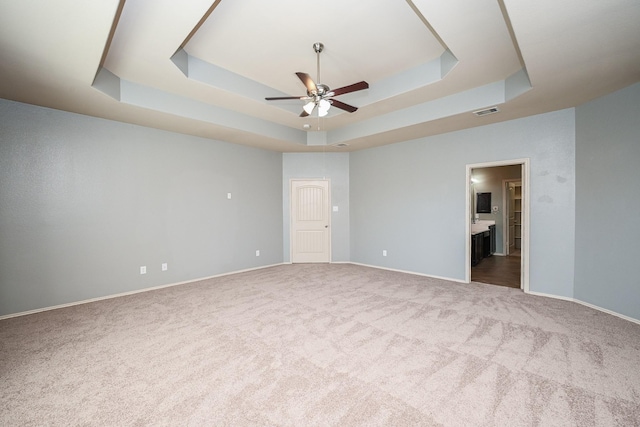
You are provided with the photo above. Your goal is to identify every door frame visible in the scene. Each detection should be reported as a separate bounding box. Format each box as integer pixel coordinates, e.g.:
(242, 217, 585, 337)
(465, 159, 530, 292)
(289, 179, 332, 263)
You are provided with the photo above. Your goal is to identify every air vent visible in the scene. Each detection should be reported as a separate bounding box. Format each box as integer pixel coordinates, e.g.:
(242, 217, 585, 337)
(473, 107, 500, 117)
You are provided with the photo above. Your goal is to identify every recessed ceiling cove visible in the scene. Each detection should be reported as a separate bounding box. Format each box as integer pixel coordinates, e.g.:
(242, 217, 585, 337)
(3, 0, 637, 151)
(186, 0, 445, 95)
(94, 0, 530, 148)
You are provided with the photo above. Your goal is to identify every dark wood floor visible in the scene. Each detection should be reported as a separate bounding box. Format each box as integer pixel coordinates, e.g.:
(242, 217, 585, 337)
(471, 253, 521, 288)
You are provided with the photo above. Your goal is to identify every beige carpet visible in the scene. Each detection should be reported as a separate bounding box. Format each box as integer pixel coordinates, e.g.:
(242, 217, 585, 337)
(1, 264, 639, 426)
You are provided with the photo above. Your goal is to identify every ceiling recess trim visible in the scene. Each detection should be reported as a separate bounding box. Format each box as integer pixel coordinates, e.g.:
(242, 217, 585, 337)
(175, 0, 459, 118)
(92, 66, 305, 144)
(92, 65, 531, 148)
(172, 48, 460, 118)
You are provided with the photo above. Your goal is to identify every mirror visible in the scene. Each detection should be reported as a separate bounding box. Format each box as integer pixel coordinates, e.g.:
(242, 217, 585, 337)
(476, 192, 491, 213)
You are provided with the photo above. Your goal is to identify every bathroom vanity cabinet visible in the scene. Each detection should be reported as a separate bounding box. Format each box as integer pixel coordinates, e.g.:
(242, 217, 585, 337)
(471, 224, 495, 266)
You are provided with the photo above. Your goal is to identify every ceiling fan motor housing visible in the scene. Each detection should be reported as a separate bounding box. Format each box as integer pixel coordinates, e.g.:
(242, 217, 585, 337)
(310, 84, 330, 98)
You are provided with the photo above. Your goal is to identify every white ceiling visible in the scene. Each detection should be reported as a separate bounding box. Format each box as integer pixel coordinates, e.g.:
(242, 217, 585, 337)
(1, 0, 638, 152)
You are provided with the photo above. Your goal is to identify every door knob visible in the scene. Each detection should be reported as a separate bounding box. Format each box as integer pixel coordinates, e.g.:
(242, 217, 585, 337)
(325, 225, 328, 228)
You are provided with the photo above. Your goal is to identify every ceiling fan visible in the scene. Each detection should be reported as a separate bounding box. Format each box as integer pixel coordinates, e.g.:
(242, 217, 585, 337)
(265, 42, 369, 118)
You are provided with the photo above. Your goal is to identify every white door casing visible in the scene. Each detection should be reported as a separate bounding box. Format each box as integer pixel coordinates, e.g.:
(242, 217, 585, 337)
(291, 180, 330, 263)
(466, 159, 530, 292)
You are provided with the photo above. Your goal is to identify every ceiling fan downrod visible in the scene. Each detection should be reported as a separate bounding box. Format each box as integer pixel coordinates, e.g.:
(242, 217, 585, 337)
(313, 42, 324, 85)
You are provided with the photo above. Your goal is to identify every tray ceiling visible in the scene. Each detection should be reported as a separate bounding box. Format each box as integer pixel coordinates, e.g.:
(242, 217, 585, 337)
(1, 0, 638, 151)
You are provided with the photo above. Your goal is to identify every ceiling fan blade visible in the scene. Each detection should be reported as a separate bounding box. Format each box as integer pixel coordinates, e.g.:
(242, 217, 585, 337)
(299, 110, 310, 117)
(329, 99, 358, 113)
(265, 96, 306, 101)
(296, 72, 317, 94)
(330, 81, 369, 97)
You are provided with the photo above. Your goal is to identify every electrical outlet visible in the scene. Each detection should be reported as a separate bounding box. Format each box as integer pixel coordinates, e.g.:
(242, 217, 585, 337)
(140, 266, 146, 275)
(382, 250, 387, 257)
(161, 263, 168, 271)
(256, 250, 260, 257)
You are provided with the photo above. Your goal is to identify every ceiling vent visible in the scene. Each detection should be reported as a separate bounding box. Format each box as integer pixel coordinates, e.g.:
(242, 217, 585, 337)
(473, 107, 500, 117)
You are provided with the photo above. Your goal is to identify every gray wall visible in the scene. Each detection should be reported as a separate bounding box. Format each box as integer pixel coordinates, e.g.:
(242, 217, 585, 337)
(282, 152, 350, 262)
(575, 83, 640, 320)
(3, 84, 638, 322)
(350, 109, 576, 296)
(0, 99, 283, 316)
(472, 165, 522, 254)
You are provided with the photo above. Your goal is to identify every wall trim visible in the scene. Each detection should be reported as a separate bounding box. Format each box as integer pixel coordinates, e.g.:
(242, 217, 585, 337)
(525, 290, 574, 302)
(526, 290, 640, 325)
(0, 263, 286, 321)
(349, 264, 639, 325)
(349, 262, 467, 283)
(573, 298, 640, 326)
(4, 262, 638, 326)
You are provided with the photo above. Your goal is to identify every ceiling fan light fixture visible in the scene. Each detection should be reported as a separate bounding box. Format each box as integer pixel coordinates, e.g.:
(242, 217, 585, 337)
(303, 101, 315, 114)
(318, 99, 331, 117)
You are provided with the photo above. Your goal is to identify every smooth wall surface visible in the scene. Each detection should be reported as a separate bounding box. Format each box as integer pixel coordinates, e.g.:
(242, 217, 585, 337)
(282, 152, 350, 262)
(0, 99, 283, 316)
(350, 109, 576, 297)
(575, 83, 640, 321)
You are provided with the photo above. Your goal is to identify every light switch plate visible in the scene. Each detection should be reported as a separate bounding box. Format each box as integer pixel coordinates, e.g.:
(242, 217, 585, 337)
(333, 206, 339, 212)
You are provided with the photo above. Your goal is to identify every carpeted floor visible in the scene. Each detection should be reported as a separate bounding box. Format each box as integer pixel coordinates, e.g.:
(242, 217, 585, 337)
(1, 264, 639, 426)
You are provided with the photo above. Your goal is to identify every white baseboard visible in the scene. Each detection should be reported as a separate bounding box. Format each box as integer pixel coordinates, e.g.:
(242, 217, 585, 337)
(5, 262, 638, 326)
(339, 270, 639, 325)
(349, 262, 467, 283)
(0, 263, 286, 321)
(526, 290, 640, 325)
(525, 290, 575, 302)
(573, 298, 640, 325)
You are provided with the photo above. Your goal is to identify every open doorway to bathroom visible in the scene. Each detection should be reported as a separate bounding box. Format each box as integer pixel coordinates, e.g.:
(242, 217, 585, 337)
(465, 159, 529, 291)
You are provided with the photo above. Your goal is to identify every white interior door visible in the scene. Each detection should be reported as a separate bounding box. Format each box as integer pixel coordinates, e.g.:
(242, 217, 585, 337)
(291, 180, 330, 263)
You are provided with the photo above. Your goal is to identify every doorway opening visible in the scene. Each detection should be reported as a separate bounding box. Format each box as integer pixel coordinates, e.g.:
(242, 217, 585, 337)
(465, 159, 529, 292)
